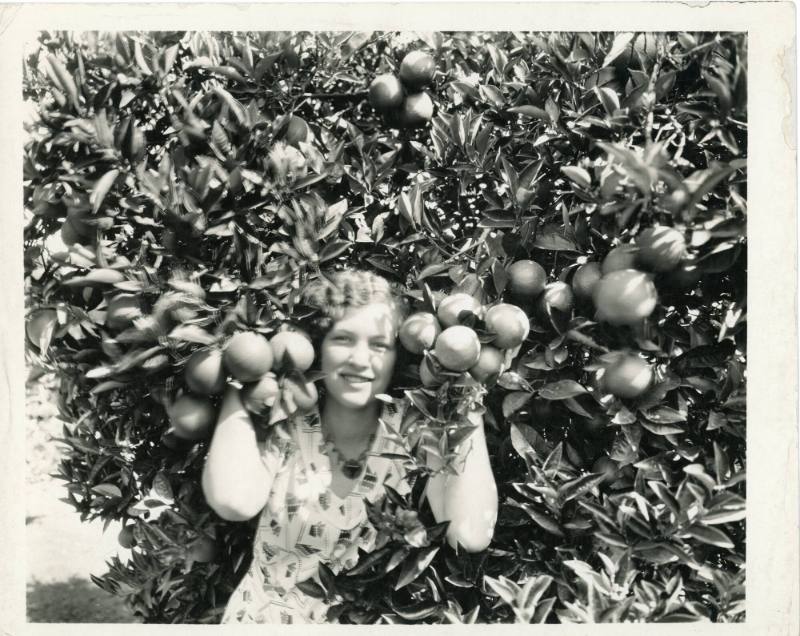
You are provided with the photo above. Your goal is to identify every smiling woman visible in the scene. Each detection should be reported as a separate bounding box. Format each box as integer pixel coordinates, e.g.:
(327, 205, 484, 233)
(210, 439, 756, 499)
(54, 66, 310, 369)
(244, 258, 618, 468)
(200, 269, 498, 624)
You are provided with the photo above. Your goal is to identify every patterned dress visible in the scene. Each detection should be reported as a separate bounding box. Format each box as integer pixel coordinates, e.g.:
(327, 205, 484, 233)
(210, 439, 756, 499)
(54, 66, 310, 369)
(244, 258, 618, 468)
(221, 399, 413, 624)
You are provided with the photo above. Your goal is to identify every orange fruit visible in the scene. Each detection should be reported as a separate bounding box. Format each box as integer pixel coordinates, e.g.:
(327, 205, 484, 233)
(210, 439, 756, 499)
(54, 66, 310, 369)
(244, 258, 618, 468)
(60, 218, 82, 246)
(593, 269, 658, 326)
(419, 358, 441, 387)
(223, 332, 273, 382)
(283, 116, 309, 147)
(601, 353, 653, 398)
(118, 524, 136, 549)
(105, 294, 142, 331)
(269, 330, 315, 372)
(26, 308, 57, 351)
(399, 312, 442, 354)
(612, 33, 658, 72)
(659, 257, 702, 290)
(437, 293, 482, 328)
(484, 303, 530, 349)
(537, 282, 575, 317)
(66, 207, 94, 238)
(399, 50, 436, 89)
(507, 259, 546, 300)
(601, 244, 639, 274)
(185, 349, 226, 396)
(189, 536, 217, 563)
(581, 414, 608, 438)
(434, 325, 482, 372)
(284, 377, 319, 414)
(241, 373, 280, 416)
(400, 92, 434, 127)
(592, 456, 618, 484)
(514, 187, 534, 210)
(662, 189, 689, 213)
(168, 394, 216, 440)
(369, 73, 404, 111)
(572, 262, 602, 302)
(636, 226, 687, 272)
(468, 345, 505, 382)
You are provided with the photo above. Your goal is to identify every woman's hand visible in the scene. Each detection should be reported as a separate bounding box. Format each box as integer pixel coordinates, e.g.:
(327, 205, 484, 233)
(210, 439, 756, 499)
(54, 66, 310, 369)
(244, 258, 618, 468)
(425, 407, 498, 553)
(201, 386, 274, 522)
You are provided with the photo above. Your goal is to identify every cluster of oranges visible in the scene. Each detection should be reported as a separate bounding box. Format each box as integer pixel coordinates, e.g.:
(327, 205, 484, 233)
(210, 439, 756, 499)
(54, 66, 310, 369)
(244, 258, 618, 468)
(422, 223, 690, 402)
(369, 50, 436, 128)
(167, 329, 318, 441)
(399, 294, 530, 387)
(87, 226, 689, 441)
(575, 224, 691, 399)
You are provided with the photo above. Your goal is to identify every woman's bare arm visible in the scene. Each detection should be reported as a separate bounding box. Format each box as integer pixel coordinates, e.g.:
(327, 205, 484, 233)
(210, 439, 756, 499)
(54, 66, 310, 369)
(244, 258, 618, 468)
(425, 408, 498, 552)
(201, 386, 274, 521)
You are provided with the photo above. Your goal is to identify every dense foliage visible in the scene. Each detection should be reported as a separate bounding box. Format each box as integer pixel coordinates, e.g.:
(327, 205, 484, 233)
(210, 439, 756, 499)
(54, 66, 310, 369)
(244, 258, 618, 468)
(24, 30, 746, 623)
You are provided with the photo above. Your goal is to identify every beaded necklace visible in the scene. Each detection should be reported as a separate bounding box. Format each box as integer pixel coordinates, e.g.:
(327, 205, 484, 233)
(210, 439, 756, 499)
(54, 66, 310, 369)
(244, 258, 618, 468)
(321, 427, 376, 479)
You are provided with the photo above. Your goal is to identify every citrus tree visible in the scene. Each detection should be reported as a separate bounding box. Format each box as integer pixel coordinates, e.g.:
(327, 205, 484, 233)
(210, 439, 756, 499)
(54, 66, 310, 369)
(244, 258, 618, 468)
(24, 30, 746, 623)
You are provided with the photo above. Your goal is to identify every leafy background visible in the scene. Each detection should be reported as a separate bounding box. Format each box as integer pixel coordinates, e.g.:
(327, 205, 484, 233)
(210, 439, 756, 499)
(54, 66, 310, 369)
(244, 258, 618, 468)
(24, 30, 746, 623)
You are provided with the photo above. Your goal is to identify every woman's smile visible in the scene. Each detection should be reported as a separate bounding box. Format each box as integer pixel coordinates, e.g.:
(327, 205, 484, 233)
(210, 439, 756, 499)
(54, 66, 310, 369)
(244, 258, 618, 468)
(339, 372, 374, 384)
(320, 303, 399, 409)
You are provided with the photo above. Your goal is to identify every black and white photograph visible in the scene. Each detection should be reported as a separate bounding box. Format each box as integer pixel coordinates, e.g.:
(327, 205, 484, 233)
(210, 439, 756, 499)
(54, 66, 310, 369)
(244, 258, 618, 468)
(6, 2, 797, 632)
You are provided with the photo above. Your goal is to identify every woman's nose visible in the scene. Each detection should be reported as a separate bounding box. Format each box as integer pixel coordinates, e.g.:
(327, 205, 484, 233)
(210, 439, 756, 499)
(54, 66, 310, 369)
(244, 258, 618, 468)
(347, 340, 371, 367)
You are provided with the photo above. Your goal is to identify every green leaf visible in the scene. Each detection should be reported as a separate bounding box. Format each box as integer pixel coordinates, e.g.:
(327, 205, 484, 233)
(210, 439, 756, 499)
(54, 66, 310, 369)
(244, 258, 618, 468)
(686, 164, 741, 218)
(212, 86, 248, 125)
(405, 389, 437, 421)
(713, 441, 730, 482)
(541, 443, 563, 478)
(91, 484, 122, 498)
(595, 531, 628, 548)
(484, 575, 518, 605)
(508, 105, 548, 120)
(594, 86, 620, 115)
(89, 380, 126, 395)
(648, 481, 681, 518)
(602, 33, 635, 67)
(642, 406, 686, 424)
(389, 600, 440, 621)
(696, 242, 742, 274)
(479, 84, 505, 108)
(685, 523, 735, 549)
(319, 240, 351, 263)
(640, 421, 684, 436)
(532, 596, 557, 623)
(558, 472, 606, 502)
(538, 380, 587, 400)
(702, 508, 745, 525)
(90, 169, 120, 214)
(509, 423, 540, 474)
(46, 54, 80, 110)
(418, 262, 451, 281)
(511, 500, 563, 536)
(295, 577, 326, 599)
(345, 546, 392, 576)
(394, 546, 439, 590)
(502, 391, 532, 418)
(560, 166, 592, 190)
(533, 226, 579, 252)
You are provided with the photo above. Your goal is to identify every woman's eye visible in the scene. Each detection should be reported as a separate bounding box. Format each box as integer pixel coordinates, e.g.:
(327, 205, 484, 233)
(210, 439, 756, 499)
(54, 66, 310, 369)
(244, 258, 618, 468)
(372, 342, 391, 351)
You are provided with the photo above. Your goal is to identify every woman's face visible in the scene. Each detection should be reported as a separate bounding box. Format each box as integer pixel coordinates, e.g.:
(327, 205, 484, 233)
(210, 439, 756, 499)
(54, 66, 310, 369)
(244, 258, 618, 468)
(320, 302, 399, 410)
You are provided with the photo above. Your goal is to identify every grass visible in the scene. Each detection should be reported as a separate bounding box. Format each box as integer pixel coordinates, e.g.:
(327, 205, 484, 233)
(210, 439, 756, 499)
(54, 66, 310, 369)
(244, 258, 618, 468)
(27, 577, 140, 623)
(27, 373, 142, 623)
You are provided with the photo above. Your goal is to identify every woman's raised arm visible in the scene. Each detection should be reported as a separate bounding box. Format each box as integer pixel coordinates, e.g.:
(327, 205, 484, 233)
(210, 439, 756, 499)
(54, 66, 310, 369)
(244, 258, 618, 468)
(425, 407, 498, 552)
(201, 386, 274, 522)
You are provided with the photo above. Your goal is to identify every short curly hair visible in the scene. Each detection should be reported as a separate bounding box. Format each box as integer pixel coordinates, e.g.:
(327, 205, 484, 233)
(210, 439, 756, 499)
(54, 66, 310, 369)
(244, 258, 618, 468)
(297, 269, 412, 395)
(300, 269, 409, 333)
